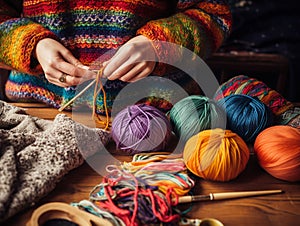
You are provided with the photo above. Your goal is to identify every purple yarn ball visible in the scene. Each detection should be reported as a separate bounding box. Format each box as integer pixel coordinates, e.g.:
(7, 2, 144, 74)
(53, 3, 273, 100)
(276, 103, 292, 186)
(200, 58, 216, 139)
(111, 104, 172, 154)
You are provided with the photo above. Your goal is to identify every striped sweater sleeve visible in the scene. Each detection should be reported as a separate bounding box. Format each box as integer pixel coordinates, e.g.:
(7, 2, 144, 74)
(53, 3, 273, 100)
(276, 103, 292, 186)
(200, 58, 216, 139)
(137, 0, 232, 74)
(0, 0, 57, 75)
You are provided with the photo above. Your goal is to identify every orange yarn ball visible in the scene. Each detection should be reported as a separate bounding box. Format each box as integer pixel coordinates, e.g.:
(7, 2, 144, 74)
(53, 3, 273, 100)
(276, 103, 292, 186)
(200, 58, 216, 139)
(254, 125, 300, 182)
(183, 129, 250, 182)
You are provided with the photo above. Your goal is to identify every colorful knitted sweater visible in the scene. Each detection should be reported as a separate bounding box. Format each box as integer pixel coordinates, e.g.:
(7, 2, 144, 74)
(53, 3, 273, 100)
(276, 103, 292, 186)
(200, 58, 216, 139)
(0, 0, 232, 114)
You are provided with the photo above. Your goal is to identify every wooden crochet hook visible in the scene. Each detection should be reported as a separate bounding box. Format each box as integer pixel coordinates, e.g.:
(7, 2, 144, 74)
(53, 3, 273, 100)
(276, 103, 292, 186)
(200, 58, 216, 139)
(177, 189, 283, 203)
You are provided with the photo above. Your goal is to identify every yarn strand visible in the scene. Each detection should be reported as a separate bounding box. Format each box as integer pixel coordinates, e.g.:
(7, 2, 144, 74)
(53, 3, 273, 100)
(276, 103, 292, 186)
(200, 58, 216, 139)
(85, 152, 194, 225)
(92, 67, 110, 130)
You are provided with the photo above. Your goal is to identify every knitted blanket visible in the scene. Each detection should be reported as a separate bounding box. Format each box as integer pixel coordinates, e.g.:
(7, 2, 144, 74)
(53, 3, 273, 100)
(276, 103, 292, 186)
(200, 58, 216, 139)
(0, 101, 111, 222)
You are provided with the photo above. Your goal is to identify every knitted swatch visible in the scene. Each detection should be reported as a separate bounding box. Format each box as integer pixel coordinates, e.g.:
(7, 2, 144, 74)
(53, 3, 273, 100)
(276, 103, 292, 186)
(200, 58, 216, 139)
(0, 101, 111, 222)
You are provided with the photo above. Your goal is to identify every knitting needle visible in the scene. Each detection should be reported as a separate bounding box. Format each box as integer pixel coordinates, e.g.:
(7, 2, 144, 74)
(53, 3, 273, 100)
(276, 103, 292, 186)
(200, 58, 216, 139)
(177, 189, 283, 204)
(58, 79, 96, 112)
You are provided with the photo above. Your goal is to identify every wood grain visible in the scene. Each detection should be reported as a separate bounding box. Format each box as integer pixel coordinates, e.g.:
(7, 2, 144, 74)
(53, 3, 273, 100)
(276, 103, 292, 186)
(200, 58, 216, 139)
(4, 103, 300, 226)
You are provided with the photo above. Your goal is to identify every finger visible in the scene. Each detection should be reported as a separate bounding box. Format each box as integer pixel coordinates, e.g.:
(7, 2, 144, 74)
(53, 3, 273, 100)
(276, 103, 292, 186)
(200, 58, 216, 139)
(60, 74, 88, 86)
(56, 74, 88, 87)
(60, 48, 84, 68)
(116, 63, 146, 82)
(43, 67, 67, 87)
(89, 61, 107, 72)
(103, 50, 130, 77)
(45, 66, 90, 87)
(77, 64, 90, 70)
(119, 62, 155, 82)
(102, 60, 109, 67)
(58, 46, 91, 72)
(126, 74, 146, 82)
(45, 73, 69, 88)
(55, 61, 96, 82)
(95, 60, 110, 78)
(107, 63, 135, 81)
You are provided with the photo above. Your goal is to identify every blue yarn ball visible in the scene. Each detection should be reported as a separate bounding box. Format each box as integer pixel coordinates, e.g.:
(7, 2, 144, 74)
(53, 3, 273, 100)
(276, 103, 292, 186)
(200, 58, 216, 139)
(218, 94, 274, 143)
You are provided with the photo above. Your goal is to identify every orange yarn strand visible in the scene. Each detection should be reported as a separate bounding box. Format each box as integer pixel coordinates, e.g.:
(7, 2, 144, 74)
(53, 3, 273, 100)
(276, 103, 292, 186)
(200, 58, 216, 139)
(92, 68, 110, 130)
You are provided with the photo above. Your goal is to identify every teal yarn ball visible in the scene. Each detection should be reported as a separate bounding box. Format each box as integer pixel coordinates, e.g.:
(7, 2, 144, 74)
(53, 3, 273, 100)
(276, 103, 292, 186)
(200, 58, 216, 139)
(169, 95, 226, 143)
(218, 94, 274, 143)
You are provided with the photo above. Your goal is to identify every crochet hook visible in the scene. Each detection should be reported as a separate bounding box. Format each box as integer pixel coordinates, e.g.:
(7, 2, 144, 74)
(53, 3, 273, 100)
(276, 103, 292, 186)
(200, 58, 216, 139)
(177, 189, 283, 204)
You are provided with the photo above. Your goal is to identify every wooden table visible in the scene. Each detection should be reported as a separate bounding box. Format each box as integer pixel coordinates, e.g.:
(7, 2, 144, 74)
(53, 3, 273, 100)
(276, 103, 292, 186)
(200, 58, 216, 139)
(4, 103, 300, 226)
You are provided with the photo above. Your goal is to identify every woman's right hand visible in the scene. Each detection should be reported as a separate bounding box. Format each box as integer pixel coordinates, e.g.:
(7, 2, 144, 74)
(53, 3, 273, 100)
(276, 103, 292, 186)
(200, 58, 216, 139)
(35, 38, 96, 87)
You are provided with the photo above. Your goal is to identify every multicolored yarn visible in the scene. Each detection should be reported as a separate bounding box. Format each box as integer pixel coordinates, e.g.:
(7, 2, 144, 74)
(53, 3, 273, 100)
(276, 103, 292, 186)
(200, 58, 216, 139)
(0, 18, 57, 74)
(1, 0, 232, 114)
(121, 152, 195, 196)
(214, 75, 294, 120)
(277, 105, 300, 129)
(84, 152, 194, 225)
(72, 200, 126, 226)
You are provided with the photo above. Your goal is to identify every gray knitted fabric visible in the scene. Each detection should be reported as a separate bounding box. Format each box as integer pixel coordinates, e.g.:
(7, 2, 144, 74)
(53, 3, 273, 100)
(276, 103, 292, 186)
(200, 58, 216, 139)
(0, 101, 111, 222)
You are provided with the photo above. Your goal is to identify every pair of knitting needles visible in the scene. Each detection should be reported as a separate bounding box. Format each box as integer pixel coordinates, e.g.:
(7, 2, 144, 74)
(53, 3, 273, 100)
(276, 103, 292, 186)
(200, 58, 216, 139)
(176, 189, 283, 204)
(58, 69, 101, 112)
(58, 79, 96, 112)
(58, 68, 110, 129)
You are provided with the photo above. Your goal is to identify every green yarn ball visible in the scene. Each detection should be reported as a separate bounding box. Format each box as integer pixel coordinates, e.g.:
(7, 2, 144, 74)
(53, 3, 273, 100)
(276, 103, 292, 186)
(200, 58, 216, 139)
(169, 95, 226, 143)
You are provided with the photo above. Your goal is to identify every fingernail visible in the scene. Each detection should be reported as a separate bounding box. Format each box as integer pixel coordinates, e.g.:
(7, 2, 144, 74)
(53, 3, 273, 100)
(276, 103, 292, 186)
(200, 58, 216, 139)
(78, 65, 90, 70)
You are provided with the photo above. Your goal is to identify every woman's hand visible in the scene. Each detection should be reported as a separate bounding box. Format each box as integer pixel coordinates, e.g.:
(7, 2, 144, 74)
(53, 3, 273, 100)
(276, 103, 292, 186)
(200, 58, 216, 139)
(35, 38, 95, 87)
(103, 35, 157, 82)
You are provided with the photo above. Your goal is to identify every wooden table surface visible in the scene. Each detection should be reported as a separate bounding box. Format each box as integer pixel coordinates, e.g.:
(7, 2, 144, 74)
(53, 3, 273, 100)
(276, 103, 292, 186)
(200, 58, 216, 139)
(4, 103, 300, 226)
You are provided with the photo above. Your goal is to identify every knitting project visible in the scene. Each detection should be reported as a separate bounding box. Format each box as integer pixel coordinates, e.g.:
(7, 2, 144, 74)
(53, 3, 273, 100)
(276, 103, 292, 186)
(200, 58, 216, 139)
(0, 0, 232, 114)
(0, 101, 111, 222)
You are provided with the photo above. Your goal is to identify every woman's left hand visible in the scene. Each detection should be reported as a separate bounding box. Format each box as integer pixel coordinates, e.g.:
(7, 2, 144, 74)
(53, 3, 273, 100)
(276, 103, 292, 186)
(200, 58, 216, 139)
(103, 35, 157, 82)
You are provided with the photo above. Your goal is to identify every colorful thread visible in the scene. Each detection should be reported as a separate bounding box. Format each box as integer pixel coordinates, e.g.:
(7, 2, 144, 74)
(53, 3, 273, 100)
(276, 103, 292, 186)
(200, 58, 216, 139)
(85, 152, 195, 225)
(121, 152, 195, 196)
(214, 75, 294, 121)
(277, 105, 300, 129)
(72, 200, 126, 226)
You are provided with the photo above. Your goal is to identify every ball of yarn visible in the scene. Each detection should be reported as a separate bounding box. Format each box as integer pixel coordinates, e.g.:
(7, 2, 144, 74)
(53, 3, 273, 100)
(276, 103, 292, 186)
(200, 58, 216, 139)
(278, 105, 300, 128)
(183, 129, 250, 182)
(214, 75, 294, 118)
(254, 125, 300, 182)
(169, 95, 225, 143)
(218, 94, 273, 143)
(111, 104, 172, 154)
